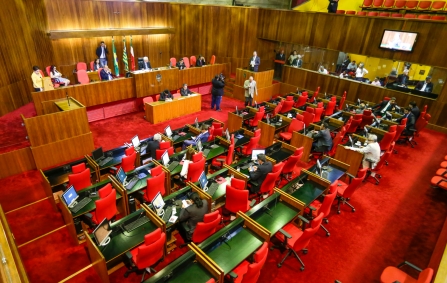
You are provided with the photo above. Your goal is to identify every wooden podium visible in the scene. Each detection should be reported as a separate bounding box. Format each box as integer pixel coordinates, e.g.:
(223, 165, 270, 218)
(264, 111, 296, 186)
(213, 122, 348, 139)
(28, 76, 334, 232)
(232, 68, 274, 102)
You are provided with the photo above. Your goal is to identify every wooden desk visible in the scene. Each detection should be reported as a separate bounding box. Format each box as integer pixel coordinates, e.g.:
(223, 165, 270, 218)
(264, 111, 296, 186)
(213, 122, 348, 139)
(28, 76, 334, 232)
(87, 71, 100, 82)
(145, 94, 201, 124)
(334, 144, 364, 177)
(234, 68, 273, 89)
(257, 119, 289, 147)
(178, 64, 229, 86)
(291, 131, 313, 162)
(54, 97, 84, 111)
(132, 67, 179, 98)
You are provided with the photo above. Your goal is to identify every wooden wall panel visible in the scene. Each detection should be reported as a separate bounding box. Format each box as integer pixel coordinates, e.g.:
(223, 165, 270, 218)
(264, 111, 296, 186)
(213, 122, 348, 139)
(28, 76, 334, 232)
(24, 107, 90, 147)
(31, 132, 95, 169)
(0, 148, 36, 179)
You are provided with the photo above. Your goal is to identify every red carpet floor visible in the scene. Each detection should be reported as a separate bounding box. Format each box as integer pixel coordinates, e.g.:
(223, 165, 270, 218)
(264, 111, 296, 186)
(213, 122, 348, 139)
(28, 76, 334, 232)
(0, 103, 36, 154)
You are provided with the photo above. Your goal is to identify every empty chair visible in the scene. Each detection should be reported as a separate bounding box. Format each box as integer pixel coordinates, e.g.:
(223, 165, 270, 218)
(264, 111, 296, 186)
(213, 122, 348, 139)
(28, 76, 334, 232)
(417, 14, 431, 19)
(294, 94, 308, 108)
(337, 93, 346, 111)
(91, 187, 117, 224)
(280, 147, 304, 181)
(76, 62, 87, 71)
(336, 10, 345, 14)
(279, 118, 304, 142)
(143, 96, 154, 111)
(404, 13, 417, 18)
(238, 135, 261, 156)
(170, 58, 176, 67)
(417, 0, 432, 10)
(207, 126, 215, 142)
(77, 70, 90, 84)
(256, 162, 284, 200)
(346, 10, 356, 14)
(155, 141, 174, 160)
(306, 183, 337, 236)
(190, 55, 197, 67)
(392, 13, 403, 17)
(225, 185, 251, 214)
(367, 151, 391, 185)
(245, 111, 263, 130)
(335, 168, 368, 214)
(357, 11, 367, 15)
(360, 0, 374, 8)
(372, 0, 385, 7)
(121, 151, 137, 172)
(379, 12, 391, 16)
(432, 15, 446, 20)
(379, 125, 397, 152)
(431, 1, 446, 11)
(183, 57, 190, 68)
(228, 242, 269, 283)
(392, 123, 406, 154)
(394, 0, 407, 8)
(211, 143, 235, 169)
(405, 0, 419, 9)
(383, 0, 396, 8)
(324, 100, 336, 116)
(68, 168, 92, 192)
(210, 55, 216, 65)
(380, 261, 433, 283)
(368, 11, 379, 16)
(72, 163, 86, 174)
(144, 165, 166, 202)
(302, 111, 315, 127)
(187, 157, 206, 182)
(191, 211, 221, 243)
(279, 100, 294, 114)
(313, 107, 324, 123)
(346, 116, 362, 134)
(124, 228, 166, 281)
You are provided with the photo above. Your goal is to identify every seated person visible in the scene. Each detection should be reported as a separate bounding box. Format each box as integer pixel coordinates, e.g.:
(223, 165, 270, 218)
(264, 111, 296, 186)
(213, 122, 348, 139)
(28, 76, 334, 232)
(93, 58, 102, 71)
(180, 83, 193, 96)
(100, 65, 114, 81)
(345, 134, 380, 172)
(292, 55, 303, 68)
(196, 55, 206, 67)
(176, 58, 186, 70)
(415, 76, 434, 93)
(139, 56, 152, 70)
(409, 101, 420, 121)
(180, 147, 195, 178)
(311, 122, 332, 153)
(389, 68, 398, 78)
(159, 89, 173, 101)
(182, 124, 210, 150)
(49, 65, 70, 86)
(147, 133, 162, 159)
(318, 65, 328, 74)
(371, 77, 381, 87)
(347, 60, 357, 72)
(355, 103, 366, 114)
(31, 66, 44, 92)
(248, 154, 273, 194)
(339, 70, 349, 79)
(371, 97, 397, 117)
(397, 107, 416, 136)
(178, 192, 208, 242)
(396, 69, 409, 86)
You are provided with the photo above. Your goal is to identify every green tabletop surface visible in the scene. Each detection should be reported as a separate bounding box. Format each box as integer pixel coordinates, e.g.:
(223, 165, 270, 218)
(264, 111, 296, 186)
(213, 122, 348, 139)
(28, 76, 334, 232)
(250, 199, 299, 236)
(163, 262, 212, 283)
(289, 180, 326, 206)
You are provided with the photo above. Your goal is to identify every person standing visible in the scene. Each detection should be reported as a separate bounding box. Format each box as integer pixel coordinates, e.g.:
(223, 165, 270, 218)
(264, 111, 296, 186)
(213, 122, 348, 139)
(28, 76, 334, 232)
(211, 75, 225, 111)
(31, 66, 44, 92)
(249, 51, 260, 72)
(275, 49, 285, 77)
(244, 76, 258, 107)
(95, 41, 108, 67)
(328, 0, 339, 13)
(355, 63, 368, 82)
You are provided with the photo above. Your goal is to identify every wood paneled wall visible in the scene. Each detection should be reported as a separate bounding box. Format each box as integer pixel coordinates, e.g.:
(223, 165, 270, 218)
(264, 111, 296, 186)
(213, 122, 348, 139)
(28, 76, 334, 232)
(0, 148, 36, 179)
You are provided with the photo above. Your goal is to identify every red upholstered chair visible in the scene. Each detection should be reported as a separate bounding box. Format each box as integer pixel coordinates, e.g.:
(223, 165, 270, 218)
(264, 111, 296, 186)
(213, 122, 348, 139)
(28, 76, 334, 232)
(392, 13, 403, 17)
(379, 125, 397, 152)
(306, 183, 337, 236)
(418, 0, 432, 10)
(380, 261, 433, 283)
(206, 279, 216, 283)
(346, 116, 362, 134)
(256, 162, 283, 200)
(238, 135, 261, 156)
(156, 141, 174, 160)
(286, 95, 294, 101)
(211, 143, 235, 169)
(431, 176, 447, 190)
(383, 0, 395, 8)
(335, 168, 368, 214)
(294, 94, 308, 108)
(76, 62, 87, 71)
(346, 10, 356, 14)
(183, 57, 190, 68)
(190, 56, 197, 67)
(302, 111, 315, 127)
(280, 147, 304, 181)
(357, 11, 367, 15)
(327, 129, 344, 157)
(187, 157, 206, 182)
(418, 14, 431, 19)
(98, 183, 113, 199)
(279, 100, 294, 114)
(124, 228, 166, 281)
(336, 10, 345, 14)
(97, 68, 103, 81)
(308, 90, 319, 103)
(229, 242, 269, 283)
(372, 0, 385, 7)
(170, 58, 176, 67)
(91, 189, 117, 224)
(405, 0, 419, 10)
(274, 212, 323, 270)
(324, 101, 336, 116)
(337, 93, 346, 110)
(144, 166, 166, 202)
(125, 146, 135, 156)
(212, 122, 223, 130)
(432, 15, 446, 20)
(191, 211, 221, 243)
(143, 96, 153, 111)
(45, 66, 52, 76)
(392, 123, 406, 154)
(367, 151, 391, 185)
(394, 0, 406, 8)
(89, 61, 94, 71)
(431, 1, 446, 11)
(359, 110, 374, 130)
(192, 152, 203, 163)
(210, 55, 216, 65)
(72, 163, 86, 174)
(404, 13, 417, 18)
(313, 107, 324, 123)
(225, 185, 251, 214)
(121, 151, 137, 173)
(270, 103, 282, 117)
(379, 12, 391, 17)
(68, 168, 92, 192)
(279, 118, 304, 142)
(231, 178, 247, 190)
(77, 70, 90, 84)
(361, 0, 374, 8)
(245, 111, 263, 130)
(368, 11, 379, 16)
(207, 126, 215, 142)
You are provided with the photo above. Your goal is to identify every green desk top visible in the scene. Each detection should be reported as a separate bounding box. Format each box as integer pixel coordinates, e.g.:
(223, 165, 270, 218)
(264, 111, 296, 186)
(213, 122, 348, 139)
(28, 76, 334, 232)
(165, 262, 212, 283)
(288, 180, 326, 206)
(125, 165, 154, 195)
(250, 200, 299, 236)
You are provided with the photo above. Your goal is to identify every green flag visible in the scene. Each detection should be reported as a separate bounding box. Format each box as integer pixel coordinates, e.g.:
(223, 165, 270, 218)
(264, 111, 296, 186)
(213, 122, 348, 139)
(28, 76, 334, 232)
(112, 37, 120, 76)
(122, 37, 129, 72)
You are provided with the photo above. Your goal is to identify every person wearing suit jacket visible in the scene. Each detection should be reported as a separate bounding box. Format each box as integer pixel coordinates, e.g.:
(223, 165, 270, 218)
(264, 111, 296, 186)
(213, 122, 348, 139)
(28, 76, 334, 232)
(180, 84, 193, 96)
(275, 50, 285, 77)
(95, 42, 109, 67)
(100, 65, 113, 81)
(371, 97, 397, 116)
(398, 107, 416, 136)
(182, 124, 210, 150)
(211, 75, 225, 111)
(311, 122, 333, 153)
(244, 76, 258, 107)
(178, 192, 208, 241)
(196, 55, 206, 67)
(146, 133, 161, 159)
(248, 154, 273, 194)
(176, 58, 186, 70)
(249, 51, 260, 72)
(328, 0, 339, 13)
(93, 58, 102, 71)
(409, 101, 420, 121)
(139, 57, 152, 70)
(415, 76, 434, 93)
(159, 89, 173, 101)
(292, 55, 303, 68)
(397, 70, 409, 86)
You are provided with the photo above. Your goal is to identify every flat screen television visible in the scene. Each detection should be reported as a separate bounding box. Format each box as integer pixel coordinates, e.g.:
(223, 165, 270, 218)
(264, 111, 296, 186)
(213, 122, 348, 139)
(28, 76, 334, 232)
(379, 30, 418, 52)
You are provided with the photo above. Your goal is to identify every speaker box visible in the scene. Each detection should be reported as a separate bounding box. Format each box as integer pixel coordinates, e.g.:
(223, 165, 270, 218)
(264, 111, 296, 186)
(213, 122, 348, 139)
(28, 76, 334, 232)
(74, 217, 83, 234)
(129, 197, 136, 213)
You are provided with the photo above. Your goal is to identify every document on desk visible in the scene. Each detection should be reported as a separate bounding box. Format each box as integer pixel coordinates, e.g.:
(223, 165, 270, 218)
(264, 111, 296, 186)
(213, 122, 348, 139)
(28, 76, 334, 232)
(169, 215, 178, 223)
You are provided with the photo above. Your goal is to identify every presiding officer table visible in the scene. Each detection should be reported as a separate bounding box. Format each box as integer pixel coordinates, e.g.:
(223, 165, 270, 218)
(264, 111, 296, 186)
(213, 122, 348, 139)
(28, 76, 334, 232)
(144, 94, 201, 124)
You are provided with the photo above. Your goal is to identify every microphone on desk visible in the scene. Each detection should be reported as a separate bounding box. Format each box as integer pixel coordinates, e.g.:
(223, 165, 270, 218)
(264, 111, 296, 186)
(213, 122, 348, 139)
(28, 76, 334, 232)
(66, 91, 70, 106)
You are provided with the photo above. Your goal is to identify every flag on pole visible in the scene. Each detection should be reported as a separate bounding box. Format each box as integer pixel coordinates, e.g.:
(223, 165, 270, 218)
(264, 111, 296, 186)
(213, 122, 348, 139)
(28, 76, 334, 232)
(130, 36, 135, 71)
(112, 37, 120, 76)
(122, 37, 129, 72)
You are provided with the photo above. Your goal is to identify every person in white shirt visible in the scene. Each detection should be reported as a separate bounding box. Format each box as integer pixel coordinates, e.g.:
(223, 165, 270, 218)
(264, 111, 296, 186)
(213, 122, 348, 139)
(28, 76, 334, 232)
(339, 70, 348, 79)
(345, 134, 381, 174)
(318, 66, 328, 74)
(49, 65, 70, 86)
(371, 77, 381, 87)
(355, 63, 368, 82)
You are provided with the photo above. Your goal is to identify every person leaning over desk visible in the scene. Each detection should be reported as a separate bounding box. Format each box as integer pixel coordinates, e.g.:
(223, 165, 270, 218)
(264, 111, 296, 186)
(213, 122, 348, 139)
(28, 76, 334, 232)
(345, 134, 381, 174)
(147, 133, 162, 160)
(248, 154, 273, 194)
(310, 122, 333, 153)
(159, 89, 173, 101)
(180, 83, 193, 96)
(178, 192, 208, 242)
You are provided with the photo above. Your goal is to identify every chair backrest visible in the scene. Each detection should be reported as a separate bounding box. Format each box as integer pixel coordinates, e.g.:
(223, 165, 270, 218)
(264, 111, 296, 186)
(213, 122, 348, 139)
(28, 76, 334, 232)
(288, 118, 304, 133)
(72, 163, 86, 174)
(212, 122, 222, 129)
(338, 94, 346, 110)
(319, 184, 337, 218)
(394, 0, 407, 8)
(89, 61, 94, 71)
(143, 97, 154, 110)
(374, 151, 390, 172)
(325, 101, 336, 116)
(415, 116, 428, 132)
(379, 131, 397, 151)
(97, 68, 103, 81)
(393, 124, 406, 143)
(183, 57, 190, 68)
(254, 129, 262, 137)
(45, 66, 52, 76)
(225, 185, 249, 214)
(273, 104, 282, 116)
(279, 100, 294, 114)
(240, 242, 269, 283)
(259, 164, 282, 196)
(145, 166, 166, 201)
(98, 183, 113, 199)
(282, 150, 302, 174)
(68, 168, 91, 191)
(190, 56, 197, 67)
(125, 146, 135, 156)
(418, 1, 432, 9)
(226, 144, 235, 165)
(372, 0, 384, 7)
(135, 228, 166, 269)
(192, 152, 203, 162)
(156, 142, 174, 160)
(293, 213, 323, 251)
(384, 0, 395, 7)
(432, 1, 446, 10)
(313, 107, 324, 123)
(357, 11, 367, 16)
(95, 189, 117, 221)
(302, 112, 315, 127)
(121, 151, 137, 172)
(417, 268, 434, 283)
(294, 95, 308, 108)
(359, 110, 374, 129)
(342, 175, 364, 199)
(170, 58, 176, 67)
(346, 10, 356, 14)
(231, 178, 246, 190)
(336, 10, 345, 14)
(207, 126, 215, 142)
(214, 127, 223, 137)
(210, 55, 216, 65)
(77, 70, 90, 84)
(250, 111, 264, 127)
(405, 0, 419, 9)
(362, 0, 374, 7)
(187, 157, 206, 182)
(328, 130, 343, 156)
(346, 117, 362, 133)
(192, 211, 221, 243)
(76, 62, 87, 71)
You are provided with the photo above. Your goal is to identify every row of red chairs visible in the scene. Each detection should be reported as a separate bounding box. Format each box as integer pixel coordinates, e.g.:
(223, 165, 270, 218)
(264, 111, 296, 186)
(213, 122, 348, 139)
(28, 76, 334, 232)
(170, 55, 216, 69)
(360, 0, 447, 11)
(430, 154, 447, 190)
(337, 10, 446, 19)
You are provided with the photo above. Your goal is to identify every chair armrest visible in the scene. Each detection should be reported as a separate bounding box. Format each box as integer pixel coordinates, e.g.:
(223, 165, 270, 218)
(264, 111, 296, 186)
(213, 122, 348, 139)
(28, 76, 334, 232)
(279, 228, 292, 239)
(298, 214, 310, 224)
(249, 199, 256, 207)
(346, 173, 355, 179)
(216, 157, 225, 162)
(309, 205, 317, 211)
(229, 271, 238, 280)
(125, 251, 132, 260)
(110, 166, 117, 171)
(397, 261, 422, 272)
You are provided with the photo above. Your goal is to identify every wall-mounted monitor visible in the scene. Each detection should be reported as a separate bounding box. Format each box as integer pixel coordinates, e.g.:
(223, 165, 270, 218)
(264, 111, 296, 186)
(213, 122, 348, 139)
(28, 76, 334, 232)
(379, 30, 418, 52)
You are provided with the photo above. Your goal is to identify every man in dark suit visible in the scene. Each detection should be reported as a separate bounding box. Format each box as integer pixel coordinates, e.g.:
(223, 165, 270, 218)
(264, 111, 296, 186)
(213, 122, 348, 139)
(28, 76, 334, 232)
(399, 107, 416, 136)
(99, 65, 113, 81)
(248, 154, 273, 194)
(249, 51, 260, 72)
(196, 55, 206, 67)
(146, 133, 161, 159)
(138, 57, 152, 70)
(176, 58, 186, 70)
(371, 97, 397, 116)
(180, 84, 193, 96)
(178, 192, 208, 241)
(311, 122, 333, 153)
(159, 89, 173, 101)
(409, 101, 420, 121)
(211, 75, 225, 111)
(415, 76, 434, 93)
(327, 0, 339, 13)
(95, 41, 109, 67)
(292, 55, 303, 68)
(275, 50, 285, 77)
(397, 70, 409, 86)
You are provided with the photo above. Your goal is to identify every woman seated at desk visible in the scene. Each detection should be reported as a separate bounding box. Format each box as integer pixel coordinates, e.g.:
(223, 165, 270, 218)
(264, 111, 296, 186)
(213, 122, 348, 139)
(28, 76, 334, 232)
(178, 192, 208, 242)
(159, 89, 173, 101)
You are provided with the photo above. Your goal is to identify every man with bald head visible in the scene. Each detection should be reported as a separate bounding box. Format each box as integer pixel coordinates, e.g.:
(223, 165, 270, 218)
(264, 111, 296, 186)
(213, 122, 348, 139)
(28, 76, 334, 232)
(139, 56, 152, 70)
